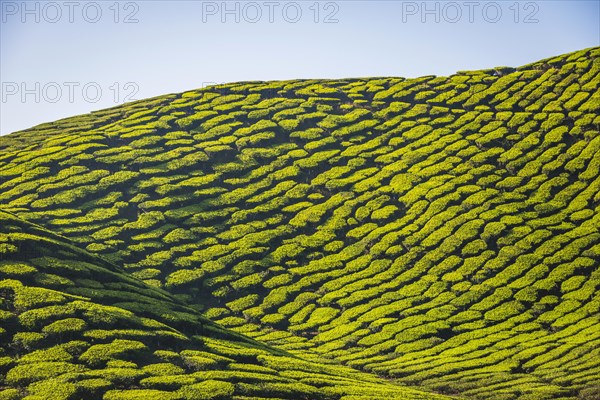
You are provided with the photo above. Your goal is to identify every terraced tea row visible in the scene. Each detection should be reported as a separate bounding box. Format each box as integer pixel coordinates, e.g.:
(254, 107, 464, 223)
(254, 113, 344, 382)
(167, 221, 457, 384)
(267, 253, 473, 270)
(0, 47, 599, 399)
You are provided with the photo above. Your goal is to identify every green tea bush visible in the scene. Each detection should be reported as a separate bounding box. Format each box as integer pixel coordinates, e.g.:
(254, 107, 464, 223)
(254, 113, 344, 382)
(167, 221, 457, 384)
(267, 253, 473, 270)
(26, 379, 78, 400)
(178, 380, 235, 400)
(6, 362, 86, 386)
(79, 339, 147, 367)
(104, 389, 181, 400)
(140, 375, 196, 390)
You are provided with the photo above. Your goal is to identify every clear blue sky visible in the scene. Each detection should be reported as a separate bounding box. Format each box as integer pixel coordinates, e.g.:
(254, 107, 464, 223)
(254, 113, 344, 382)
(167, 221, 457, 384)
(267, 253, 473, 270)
(1, 0, 598, 135)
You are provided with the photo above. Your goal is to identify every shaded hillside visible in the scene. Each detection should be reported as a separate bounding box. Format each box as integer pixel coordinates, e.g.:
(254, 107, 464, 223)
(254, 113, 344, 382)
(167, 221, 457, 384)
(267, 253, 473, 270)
(1, 47, 599, 399)
(0, 211, 449, 400)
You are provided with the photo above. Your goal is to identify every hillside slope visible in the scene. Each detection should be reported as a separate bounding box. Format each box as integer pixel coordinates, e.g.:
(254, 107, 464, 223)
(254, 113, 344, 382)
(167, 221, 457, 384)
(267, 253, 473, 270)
(0, 211, 450, 400)
(1, 47, 599, 399)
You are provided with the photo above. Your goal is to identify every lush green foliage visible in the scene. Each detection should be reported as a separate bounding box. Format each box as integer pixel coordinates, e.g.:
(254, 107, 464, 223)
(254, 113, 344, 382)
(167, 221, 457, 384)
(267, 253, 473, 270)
(0, 47, 599, 400)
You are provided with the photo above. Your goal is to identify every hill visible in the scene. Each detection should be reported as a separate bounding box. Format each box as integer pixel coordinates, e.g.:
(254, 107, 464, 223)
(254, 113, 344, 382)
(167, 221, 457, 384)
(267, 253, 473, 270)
(1, 47, 599, 400)
(0, 210, 447, 400)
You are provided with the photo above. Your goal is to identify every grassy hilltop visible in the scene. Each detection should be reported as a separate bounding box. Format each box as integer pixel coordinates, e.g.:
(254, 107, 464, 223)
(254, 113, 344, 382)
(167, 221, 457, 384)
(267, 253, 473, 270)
(0, 47, 599, 400)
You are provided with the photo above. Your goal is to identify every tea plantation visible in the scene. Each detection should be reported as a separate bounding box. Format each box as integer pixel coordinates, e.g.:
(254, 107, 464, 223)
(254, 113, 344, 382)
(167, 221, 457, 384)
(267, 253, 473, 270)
(1, 47, 599, 399)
